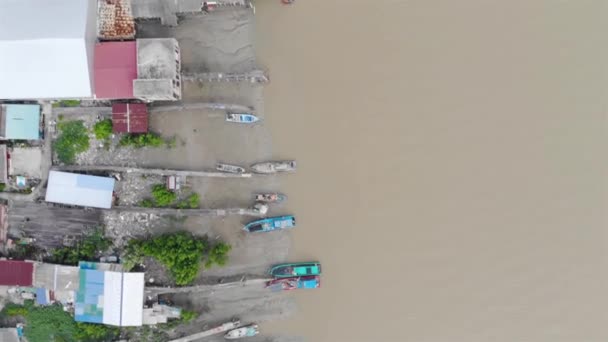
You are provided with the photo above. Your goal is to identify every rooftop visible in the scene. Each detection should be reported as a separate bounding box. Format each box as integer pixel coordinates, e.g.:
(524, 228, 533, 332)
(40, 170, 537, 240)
(0, 104, 41, 140)
(75, 262, 144, 326)
(0, 260, 34, 286)
(94, 41, 138, 99)
(136, 38, 179, 80)
(9, 146, 43, 178)
(112, 103, 148, 133)
(0, 0, 97, 99)
(45, 171, 115, 209)
(98, 0, 136, 40)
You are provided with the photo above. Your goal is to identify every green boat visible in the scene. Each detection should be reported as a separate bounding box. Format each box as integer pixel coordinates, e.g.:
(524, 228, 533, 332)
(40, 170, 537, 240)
(269, 262, 321, 278)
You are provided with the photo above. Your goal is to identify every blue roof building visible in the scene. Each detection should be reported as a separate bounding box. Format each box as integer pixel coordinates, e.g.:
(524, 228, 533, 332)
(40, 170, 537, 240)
(0, 104, 41, 140)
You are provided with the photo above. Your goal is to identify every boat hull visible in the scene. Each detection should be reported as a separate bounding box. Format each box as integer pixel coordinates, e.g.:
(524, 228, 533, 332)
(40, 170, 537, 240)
(250, 160, 296, 174)
(266, 276, 320, 291)
(226, 113, 260, 123)
(243, 215, 295, 233)
(269, 262, 322, 278)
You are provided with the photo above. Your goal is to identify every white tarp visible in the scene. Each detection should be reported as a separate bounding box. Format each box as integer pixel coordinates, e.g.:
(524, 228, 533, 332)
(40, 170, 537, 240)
(0, 0, 97, 99)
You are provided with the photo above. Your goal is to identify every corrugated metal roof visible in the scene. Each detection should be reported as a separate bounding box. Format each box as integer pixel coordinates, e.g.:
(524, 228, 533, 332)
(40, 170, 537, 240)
(45, 171, 115, 209)
(94, 41, 137, 99)
(2, 104, 40, 140)
(112, 103, 148, 133)
(0, 260, 34, 286)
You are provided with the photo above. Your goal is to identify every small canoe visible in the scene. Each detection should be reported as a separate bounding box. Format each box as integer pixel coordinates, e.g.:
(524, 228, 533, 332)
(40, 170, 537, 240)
(254, 193, 287, 203)
(226, 113, 260, 123)
(216, 163, 246, 174)
(224, 324, 259, 339)
(243, 215, 295, 233)
(266, 276, 320, 291)
(250, 160, 296, 174)
(269, 262, 321, 278)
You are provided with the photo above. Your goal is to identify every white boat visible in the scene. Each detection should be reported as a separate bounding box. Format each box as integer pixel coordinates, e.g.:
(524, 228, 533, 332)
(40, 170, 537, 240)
(250, 160, 296, 174)
(224, 324, 259, 339)
(216, 163, 246, 174)
(226, 113, 260, 123)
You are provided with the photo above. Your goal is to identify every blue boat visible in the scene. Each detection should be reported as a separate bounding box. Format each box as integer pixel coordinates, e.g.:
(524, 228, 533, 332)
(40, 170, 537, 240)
(226, 113, 260, 123)
(243, 215, 295, 233)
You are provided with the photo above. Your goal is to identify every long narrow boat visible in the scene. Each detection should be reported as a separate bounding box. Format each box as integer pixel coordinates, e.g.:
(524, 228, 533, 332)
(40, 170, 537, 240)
(254, 193, 287, 203)
(224, 324, 259, 339)
(226, 113, 260, 123)
(266, 276, 320, 291)
(243, 215, 295, 233)
(250, 160, 296, 174)
(268, 262, 321, 278)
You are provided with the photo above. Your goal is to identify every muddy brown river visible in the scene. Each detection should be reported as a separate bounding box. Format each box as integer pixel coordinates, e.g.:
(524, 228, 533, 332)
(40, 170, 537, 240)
(255, 1, 608, 341)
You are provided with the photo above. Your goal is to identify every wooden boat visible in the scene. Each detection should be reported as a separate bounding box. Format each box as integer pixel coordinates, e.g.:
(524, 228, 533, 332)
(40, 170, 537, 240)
(226, 113, 260, 123)
(243, 215, 295, 233)
(266, 276, 320, 291)
(269, 262, 321, 278)
(250, 160, 296, 174)
(216, 163, 246, 174)
(224, 324, 259, 339)
(254, 193, 287, 203)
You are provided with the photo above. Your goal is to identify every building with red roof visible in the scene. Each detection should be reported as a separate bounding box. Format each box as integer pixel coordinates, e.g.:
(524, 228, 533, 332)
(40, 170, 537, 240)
(112, 103, 148, 133)
(0, 260, 34, 286)
(94, 41, 137, 99)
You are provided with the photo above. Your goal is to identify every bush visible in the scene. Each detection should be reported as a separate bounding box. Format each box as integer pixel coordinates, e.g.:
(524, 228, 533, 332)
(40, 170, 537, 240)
(177, 193, 200, 209)
(54, 120, 89, 164)
(0, 183, 5, 192)
(49, 229, 112, 265)
(124, 232, 207, 285)
(119, 133, 164, 148)
(151, 184, 177, 207)
(3, 302, 29, 316)
(140, 198, 154, 208)
(75, 322, 119, 342)
(93, 119, 113, 140)
(53, 100, 81, 108)
(205, 242, 231, 268)
(180, 310, 198, 323)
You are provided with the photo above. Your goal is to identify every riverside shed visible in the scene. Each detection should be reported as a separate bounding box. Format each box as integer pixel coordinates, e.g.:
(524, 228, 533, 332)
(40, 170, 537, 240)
(45, 171, 115, 209)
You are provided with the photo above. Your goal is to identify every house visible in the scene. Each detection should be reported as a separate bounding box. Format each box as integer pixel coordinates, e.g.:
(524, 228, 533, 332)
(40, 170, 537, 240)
(75, 262, 144, 326)
(112, 103, 148, 133)
(33, 263, 80, 304)
(45, 171, 115, 209)
(134, 38, 182, 101)
(94, 41, 138, 99)
(0, 260, 34, 286)
(0, 0, 97, 99)
(0, 104, 41, 140)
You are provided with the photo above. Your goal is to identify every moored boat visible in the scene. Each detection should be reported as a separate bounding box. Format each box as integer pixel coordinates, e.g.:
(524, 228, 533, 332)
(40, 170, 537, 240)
(216, 163, 246, 174)
(224, 324, 259, 339)
(226, 113, 260, 123)
(269, 262, 321, 278)
(254, 193, 287, 203)
(250, 160, 296, 174)
(243, 215, 295, 233)
(266, 276, 320, 291)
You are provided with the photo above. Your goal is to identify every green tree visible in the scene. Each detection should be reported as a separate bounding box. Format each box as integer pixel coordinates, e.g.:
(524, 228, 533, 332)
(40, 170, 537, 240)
(49, 229, 112, 265)
(54, 120, 89, 164)
(93, 119, 113, 140)
(205, 242, 232, 268)
(119, 132, 164, 148)
(151, 184, 176, 207)
(123, 232, 207, 285)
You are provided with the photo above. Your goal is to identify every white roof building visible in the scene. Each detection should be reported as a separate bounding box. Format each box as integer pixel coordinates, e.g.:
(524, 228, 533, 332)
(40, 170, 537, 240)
(0, 0, 97, 99)
(45, 171, 115, 209)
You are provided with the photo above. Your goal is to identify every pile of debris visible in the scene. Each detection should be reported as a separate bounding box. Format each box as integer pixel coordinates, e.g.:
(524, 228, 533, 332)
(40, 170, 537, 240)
(98, 0, 136, 40)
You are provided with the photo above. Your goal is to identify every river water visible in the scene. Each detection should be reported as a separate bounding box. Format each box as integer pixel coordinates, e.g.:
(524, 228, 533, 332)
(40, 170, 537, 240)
(255, 1, 608, 341)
